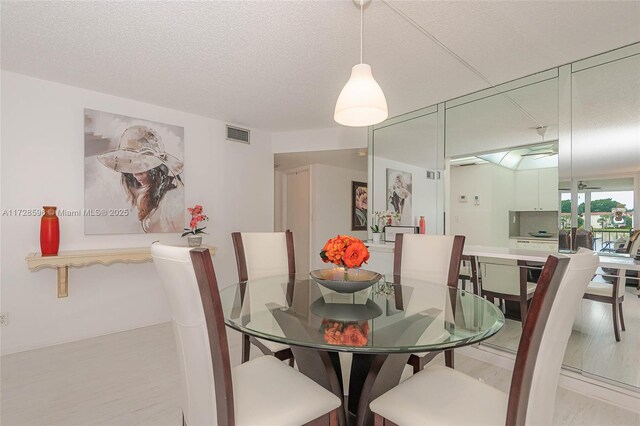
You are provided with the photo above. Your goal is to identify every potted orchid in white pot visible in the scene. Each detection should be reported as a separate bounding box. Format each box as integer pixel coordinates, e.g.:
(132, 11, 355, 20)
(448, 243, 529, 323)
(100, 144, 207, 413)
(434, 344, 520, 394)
(182, 204, 209, 247)
(372, 211, 400, 243)
(370, 224, 382, 243)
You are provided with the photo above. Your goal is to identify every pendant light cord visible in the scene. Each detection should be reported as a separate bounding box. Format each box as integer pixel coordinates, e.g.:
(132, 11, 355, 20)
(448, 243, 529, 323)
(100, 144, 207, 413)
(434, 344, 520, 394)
(381, 0, 543, 128)
(360, 0, 364, 64)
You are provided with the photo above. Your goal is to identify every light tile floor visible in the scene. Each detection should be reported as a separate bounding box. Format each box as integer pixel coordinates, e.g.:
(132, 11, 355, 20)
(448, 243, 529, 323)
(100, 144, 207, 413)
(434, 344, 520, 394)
(2, 322, 639, 425)
(484, 286, 640, 389)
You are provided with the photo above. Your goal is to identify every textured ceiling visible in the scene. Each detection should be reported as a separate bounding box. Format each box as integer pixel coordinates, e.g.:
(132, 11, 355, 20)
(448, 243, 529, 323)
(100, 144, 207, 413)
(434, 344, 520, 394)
(275, 148, 367, 172)
(2, 1, 639, 131)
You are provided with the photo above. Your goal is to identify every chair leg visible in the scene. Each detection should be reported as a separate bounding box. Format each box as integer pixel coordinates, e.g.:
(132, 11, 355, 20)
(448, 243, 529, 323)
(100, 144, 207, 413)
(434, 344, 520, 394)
(619, 302, 626, 331)
(242, 333, 250, 363)
(330, 408, 339, 426)
(445, 349, 454, 369)
(374, 413, 384, 426)
(519, 297, 529, 328)
(612, 302, 621, 342)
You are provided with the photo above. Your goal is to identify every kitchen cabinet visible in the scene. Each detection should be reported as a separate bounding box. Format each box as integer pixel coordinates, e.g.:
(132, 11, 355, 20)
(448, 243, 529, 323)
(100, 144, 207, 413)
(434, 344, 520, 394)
(515, 168, 558, 211)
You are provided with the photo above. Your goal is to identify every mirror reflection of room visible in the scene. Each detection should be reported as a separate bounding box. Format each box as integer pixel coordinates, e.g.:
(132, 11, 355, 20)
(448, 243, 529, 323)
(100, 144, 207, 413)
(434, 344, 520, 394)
(449, 141, 559, 250)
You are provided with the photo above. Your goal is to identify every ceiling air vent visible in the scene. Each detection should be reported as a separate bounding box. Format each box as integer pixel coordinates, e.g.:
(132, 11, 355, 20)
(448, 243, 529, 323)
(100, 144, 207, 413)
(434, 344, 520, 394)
(226, 125, 250, 144)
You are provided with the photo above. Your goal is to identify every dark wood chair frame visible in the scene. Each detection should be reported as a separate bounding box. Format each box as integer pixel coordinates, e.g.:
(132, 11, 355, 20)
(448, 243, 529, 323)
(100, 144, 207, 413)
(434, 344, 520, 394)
(231, 230, 295, 366)
(189, 248, 339, 426)
(375, 255, 570, 426)
(393, 233, 466, 373)
(583, 272, 626, 342)
(459, 254, 479, 295)
(479, 259, 535, 328)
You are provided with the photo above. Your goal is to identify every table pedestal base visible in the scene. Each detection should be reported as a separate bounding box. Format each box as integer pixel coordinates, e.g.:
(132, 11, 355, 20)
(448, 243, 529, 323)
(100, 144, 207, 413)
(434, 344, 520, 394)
(289, 346, 409, 426)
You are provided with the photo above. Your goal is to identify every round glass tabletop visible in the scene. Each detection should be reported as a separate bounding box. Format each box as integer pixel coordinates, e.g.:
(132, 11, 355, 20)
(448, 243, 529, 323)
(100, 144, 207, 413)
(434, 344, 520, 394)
(219, 273, 505, 354)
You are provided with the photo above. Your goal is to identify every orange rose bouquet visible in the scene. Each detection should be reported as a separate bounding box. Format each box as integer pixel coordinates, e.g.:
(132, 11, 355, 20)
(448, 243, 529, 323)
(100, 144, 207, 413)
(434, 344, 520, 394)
(321, 319, 369, 347)
(320, 235, 370, 269)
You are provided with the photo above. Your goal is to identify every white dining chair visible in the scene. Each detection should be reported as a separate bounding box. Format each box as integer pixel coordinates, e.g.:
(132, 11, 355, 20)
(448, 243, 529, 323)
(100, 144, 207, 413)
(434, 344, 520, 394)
(151, 244, 341, 426)
(477, 257, 539, 327)
(370, 248, 599, 426)
(232, 231, 295, 365)
(583, 272, 626, 342)
(393, 233, 465, 372)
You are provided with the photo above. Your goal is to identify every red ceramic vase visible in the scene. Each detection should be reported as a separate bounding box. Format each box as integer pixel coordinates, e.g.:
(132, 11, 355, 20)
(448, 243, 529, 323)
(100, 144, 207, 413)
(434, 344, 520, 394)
(40, 206, 60, 256)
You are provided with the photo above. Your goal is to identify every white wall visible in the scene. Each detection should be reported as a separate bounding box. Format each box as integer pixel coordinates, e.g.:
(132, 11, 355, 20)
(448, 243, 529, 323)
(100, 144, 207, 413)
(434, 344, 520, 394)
(0, 72, 274, 355)
(272, 127, 367, 153)
(449, 163, 515, 247)
(310, 164, 367, 271)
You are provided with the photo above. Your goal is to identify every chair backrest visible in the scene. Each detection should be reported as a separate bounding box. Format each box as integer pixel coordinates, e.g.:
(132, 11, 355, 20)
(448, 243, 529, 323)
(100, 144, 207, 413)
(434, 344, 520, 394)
(151, 244, 234, 426)
(507, 248, 599, 426)
(574, 229, 593, 250)
(625, 230, 640, 255)
(232, 231, 295, 281)
(477, 257, 527, 297)
(393, 234, 465, 287)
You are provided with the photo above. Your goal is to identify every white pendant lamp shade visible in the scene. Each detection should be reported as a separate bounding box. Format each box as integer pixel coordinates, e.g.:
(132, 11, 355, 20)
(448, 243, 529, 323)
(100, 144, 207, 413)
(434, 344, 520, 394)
(334, 63, 388, 127)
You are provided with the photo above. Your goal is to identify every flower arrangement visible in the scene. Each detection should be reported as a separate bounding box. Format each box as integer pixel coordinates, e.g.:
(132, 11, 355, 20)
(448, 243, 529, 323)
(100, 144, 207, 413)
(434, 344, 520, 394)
(321, 319, 369, 347)
(181, 204, 209, 237)
(320, 235, 370, 269)
(374, 210, 400, 227)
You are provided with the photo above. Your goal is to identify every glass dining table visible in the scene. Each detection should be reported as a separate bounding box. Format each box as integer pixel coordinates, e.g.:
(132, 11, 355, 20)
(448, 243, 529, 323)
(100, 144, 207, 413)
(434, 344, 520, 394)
(219, 273, 505, 426)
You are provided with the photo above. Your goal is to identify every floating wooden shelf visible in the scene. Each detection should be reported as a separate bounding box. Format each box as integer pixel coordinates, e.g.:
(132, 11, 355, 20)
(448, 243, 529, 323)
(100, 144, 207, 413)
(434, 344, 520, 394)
(26, 245, 217, 298)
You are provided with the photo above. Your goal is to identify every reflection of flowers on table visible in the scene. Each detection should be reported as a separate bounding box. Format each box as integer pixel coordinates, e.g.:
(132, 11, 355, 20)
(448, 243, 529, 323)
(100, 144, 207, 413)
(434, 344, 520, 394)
(320, 235, 370, 269)
(321, 319, 369, 347)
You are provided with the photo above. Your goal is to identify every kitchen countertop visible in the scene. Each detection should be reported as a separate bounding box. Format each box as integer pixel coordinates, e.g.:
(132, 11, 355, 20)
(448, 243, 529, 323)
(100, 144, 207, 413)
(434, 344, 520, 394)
(509, 235, 559, 242)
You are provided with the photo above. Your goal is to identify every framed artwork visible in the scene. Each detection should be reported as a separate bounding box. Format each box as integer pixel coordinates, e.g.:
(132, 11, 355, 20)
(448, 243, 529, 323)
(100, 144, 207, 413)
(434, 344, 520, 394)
(84, 109, 185, 234)
(351, 181, 368, 231)
(384, 225, 419, 242)
(386, 168, 412, 225)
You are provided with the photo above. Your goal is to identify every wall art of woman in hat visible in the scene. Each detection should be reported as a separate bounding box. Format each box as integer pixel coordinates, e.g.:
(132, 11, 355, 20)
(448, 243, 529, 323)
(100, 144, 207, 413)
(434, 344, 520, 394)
(97, 125, 184, 233)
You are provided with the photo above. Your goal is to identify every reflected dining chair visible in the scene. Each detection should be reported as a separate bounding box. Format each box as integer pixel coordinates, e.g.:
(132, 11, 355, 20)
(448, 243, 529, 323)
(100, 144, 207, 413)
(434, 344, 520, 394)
(370, 249, 599, 426)
(393, 233, 465, 372)
(583, 272, 626, 342)
(151, 244, 341, 426)
(459, 254, 479, 295)
(232, 231, 295, 365)
(477, 257, 538, 327)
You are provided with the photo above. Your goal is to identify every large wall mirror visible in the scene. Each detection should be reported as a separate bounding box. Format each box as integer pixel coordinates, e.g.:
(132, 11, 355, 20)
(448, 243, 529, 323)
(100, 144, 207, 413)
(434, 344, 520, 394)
(446, 72, 559, 250)
(370, 108, 444, 237)
(368, 43, 639, 390)
(561, 46, 640, 388)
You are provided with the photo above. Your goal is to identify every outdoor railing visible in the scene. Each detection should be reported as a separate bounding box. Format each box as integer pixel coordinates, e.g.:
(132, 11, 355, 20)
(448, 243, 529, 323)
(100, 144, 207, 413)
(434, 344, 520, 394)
(591, 229, 632, 252)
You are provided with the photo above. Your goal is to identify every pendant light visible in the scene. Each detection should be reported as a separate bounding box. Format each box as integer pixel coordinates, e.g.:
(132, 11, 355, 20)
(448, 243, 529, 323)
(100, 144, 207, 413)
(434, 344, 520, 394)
(334, 0, 388, 127)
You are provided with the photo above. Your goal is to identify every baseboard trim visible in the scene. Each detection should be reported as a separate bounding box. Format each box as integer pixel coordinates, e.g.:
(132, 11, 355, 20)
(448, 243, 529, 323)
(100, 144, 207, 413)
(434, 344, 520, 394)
(457, 345, 640, 414)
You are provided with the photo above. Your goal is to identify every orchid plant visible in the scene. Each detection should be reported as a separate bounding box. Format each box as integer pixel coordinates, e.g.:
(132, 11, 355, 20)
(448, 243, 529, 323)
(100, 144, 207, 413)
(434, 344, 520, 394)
(373, 210, 400, 229)
(182, 204, 209, 237)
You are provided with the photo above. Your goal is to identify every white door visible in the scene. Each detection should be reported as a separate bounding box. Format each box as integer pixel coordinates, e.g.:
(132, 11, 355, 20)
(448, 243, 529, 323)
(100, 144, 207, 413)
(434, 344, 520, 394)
(286, 169, 311, 274)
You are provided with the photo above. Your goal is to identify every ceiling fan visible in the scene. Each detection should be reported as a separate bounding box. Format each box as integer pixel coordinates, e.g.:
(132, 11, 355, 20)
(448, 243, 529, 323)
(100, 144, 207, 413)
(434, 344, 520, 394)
(520, 126, 559, 158)
(559, 181, 602, 191)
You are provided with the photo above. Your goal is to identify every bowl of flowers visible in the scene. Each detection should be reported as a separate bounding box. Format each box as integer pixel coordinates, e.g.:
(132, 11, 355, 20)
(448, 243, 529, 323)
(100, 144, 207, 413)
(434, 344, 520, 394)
(310, 235, 382, 293)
